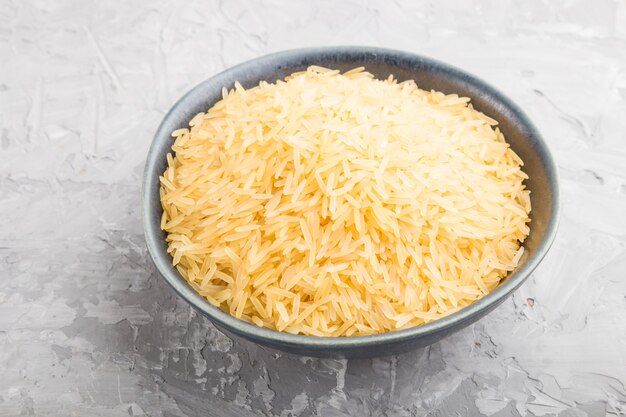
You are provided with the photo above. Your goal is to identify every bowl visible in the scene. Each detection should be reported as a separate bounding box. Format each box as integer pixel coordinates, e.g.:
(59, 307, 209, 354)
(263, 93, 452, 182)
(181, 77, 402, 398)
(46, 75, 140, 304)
(143, 47, 559, 358)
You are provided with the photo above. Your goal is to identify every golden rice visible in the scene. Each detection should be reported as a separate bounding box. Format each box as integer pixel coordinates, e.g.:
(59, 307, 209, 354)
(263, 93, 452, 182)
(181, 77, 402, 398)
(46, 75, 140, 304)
(160, 66, 531, 337)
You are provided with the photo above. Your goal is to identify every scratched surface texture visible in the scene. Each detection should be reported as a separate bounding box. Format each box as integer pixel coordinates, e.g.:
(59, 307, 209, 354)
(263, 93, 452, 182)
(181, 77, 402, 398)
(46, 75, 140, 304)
(1, 0, 626, 416)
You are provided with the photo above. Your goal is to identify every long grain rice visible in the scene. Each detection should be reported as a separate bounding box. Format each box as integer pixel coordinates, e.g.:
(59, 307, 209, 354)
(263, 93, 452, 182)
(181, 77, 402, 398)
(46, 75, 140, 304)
(160, 66, 531, 337)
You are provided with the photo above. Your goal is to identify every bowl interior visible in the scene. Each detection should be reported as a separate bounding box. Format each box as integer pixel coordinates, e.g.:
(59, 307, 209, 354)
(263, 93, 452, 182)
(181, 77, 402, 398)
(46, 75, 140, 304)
(143, 47, 559, 356)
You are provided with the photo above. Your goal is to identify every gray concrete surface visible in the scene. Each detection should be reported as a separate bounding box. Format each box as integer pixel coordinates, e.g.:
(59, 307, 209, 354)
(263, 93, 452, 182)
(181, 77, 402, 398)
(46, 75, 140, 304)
(1, 0, 625, 416)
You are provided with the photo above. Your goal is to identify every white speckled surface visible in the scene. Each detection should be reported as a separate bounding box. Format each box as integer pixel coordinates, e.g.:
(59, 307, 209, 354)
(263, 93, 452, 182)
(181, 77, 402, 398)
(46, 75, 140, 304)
(1, 1, 626, 416)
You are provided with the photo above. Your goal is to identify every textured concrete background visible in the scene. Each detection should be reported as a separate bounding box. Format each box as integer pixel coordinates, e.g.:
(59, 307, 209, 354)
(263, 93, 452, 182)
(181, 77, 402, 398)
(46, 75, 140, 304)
(1, 0, 626, 416)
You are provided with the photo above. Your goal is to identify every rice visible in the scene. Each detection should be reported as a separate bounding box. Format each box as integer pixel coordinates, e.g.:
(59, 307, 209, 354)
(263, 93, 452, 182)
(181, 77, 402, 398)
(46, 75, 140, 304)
(159, 66, 531, 337)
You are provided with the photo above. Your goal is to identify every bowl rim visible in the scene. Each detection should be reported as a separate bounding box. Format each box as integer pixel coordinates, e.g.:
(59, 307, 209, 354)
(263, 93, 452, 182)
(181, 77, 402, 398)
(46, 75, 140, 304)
(142, 46, 560, 349)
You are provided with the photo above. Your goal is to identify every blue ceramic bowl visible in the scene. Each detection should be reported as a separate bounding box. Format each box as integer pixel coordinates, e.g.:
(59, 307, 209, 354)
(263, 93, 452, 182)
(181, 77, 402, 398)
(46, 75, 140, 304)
(143, 47, 559, 358)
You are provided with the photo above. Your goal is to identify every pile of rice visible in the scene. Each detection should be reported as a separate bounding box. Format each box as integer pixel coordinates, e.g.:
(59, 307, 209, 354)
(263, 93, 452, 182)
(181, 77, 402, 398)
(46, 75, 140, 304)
(160, 66, 531, 337)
